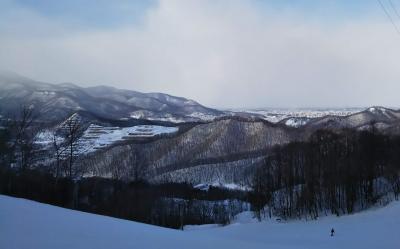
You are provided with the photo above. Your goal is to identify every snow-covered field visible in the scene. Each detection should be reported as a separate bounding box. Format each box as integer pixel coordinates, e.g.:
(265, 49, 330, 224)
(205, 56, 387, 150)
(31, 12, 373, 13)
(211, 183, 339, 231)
(1, 195, 399, 249)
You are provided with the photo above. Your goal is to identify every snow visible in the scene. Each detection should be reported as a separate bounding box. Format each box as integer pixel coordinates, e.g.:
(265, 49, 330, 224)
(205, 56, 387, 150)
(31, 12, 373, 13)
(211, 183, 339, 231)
(77, 124, 179, 154)
(130, 110, 219, 123)
(194, 182, 251, 191)
(130, 111, 188, 123)
(0, 195, 250, 249)
(187, 201, 400, 249)
(34, 130, 63, 145)
(187, 112, 217, 121)
(367, 106, 395, 120)
(367, 107, 388, 114)
(183, 224, 221, 231)
(1, 194, 399, 249)
(35, 124, 179, 155)
(230, 108, 362, 123)
(284, 118, 309, 128)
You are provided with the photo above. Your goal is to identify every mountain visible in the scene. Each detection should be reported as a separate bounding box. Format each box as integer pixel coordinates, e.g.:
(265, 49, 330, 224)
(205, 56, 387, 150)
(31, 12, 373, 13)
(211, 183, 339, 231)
(4, 71, 400, 187)
(78, 117, 297, 186)
(304, 106, 400, 134)
(0, 71, 224, 122)
(73, 107, 400, 186)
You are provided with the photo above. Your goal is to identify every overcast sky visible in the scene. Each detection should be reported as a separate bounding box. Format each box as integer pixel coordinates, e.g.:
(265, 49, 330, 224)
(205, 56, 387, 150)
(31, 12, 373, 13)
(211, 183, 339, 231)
(1, 0, 400, 108)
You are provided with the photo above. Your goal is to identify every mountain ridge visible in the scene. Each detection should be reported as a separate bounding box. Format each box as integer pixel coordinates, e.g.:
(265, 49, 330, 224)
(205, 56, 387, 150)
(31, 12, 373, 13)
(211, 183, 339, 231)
(0, 71, 224, 122)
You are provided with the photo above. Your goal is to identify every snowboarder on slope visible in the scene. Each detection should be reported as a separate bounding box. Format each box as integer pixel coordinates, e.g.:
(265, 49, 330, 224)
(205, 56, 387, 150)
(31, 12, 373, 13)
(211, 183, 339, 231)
(331, 228, 335, 237)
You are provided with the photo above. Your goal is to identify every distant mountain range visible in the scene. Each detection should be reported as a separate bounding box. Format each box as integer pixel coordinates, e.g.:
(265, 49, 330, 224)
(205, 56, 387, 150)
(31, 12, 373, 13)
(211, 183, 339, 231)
(2, 71, 400, 187)
(2, 71, 399, 130)
(0, 71, 224, 123)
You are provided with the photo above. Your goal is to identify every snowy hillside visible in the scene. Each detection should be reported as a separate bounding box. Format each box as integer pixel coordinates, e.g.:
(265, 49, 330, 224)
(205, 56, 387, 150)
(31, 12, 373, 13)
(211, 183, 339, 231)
(36, 124, 179, 155)
(77, 124, 178, 154)
(1, 195, 399, 249)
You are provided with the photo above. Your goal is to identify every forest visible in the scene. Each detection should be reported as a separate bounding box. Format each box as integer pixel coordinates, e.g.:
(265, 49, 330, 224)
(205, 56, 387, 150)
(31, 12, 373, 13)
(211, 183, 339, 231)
(1, 110, 400, 228)
(251, 127, 400, 220)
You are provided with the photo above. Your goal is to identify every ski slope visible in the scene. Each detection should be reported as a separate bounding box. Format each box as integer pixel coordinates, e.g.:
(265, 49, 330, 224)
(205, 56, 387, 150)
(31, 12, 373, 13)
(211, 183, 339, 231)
(35, 124, 179, 155)
(0, 195, 399, 249)
(77, 124, 178, 154)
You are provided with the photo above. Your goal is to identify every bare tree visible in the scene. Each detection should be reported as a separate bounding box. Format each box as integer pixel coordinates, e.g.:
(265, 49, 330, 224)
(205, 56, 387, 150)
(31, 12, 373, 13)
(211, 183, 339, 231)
(62, 114, 83, 178)
(51, 130, 66, 179)
(129, 146, 147, 181)
(0, 120, 12, 168)
(11, 105, 38, 170)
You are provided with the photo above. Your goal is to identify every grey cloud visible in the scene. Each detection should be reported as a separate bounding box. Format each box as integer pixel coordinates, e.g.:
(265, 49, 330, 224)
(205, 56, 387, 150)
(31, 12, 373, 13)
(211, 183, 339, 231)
(0, 0, 400, 108)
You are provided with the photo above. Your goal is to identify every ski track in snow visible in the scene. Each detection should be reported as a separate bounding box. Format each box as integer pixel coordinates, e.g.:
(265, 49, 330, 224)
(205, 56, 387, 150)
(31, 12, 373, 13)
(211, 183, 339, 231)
(0, 195, 399, 249)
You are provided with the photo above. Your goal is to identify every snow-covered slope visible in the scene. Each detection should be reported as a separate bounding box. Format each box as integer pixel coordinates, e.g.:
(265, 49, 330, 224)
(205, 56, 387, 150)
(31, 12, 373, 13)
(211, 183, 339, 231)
(1, 195, 399, 249)
(77, 124, 178, 154)
(36, 124, 179, 156)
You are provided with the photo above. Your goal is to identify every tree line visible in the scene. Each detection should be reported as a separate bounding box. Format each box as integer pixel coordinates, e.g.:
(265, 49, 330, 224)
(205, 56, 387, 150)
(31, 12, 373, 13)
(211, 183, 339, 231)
(251, 127, 400, 220)
(0, 167, 249, 229)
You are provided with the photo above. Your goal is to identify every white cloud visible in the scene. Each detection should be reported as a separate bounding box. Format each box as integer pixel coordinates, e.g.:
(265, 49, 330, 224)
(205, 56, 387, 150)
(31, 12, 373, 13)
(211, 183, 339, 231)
(1, 0, 400, 108)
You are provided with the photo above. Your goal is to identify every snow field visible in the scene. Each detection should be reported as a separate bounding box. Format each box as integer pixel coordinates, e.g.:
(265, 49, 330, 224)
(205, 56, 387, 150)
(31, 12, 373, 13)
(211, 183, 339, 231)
(1, 195, 399, 249)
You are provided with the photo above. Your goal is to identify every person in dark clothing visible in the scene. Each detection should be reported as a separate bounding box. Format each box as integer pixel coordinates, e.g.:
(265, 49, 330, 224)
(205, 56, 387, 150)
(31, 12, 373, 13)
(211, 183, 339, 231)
(331, 228, 335, 237)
